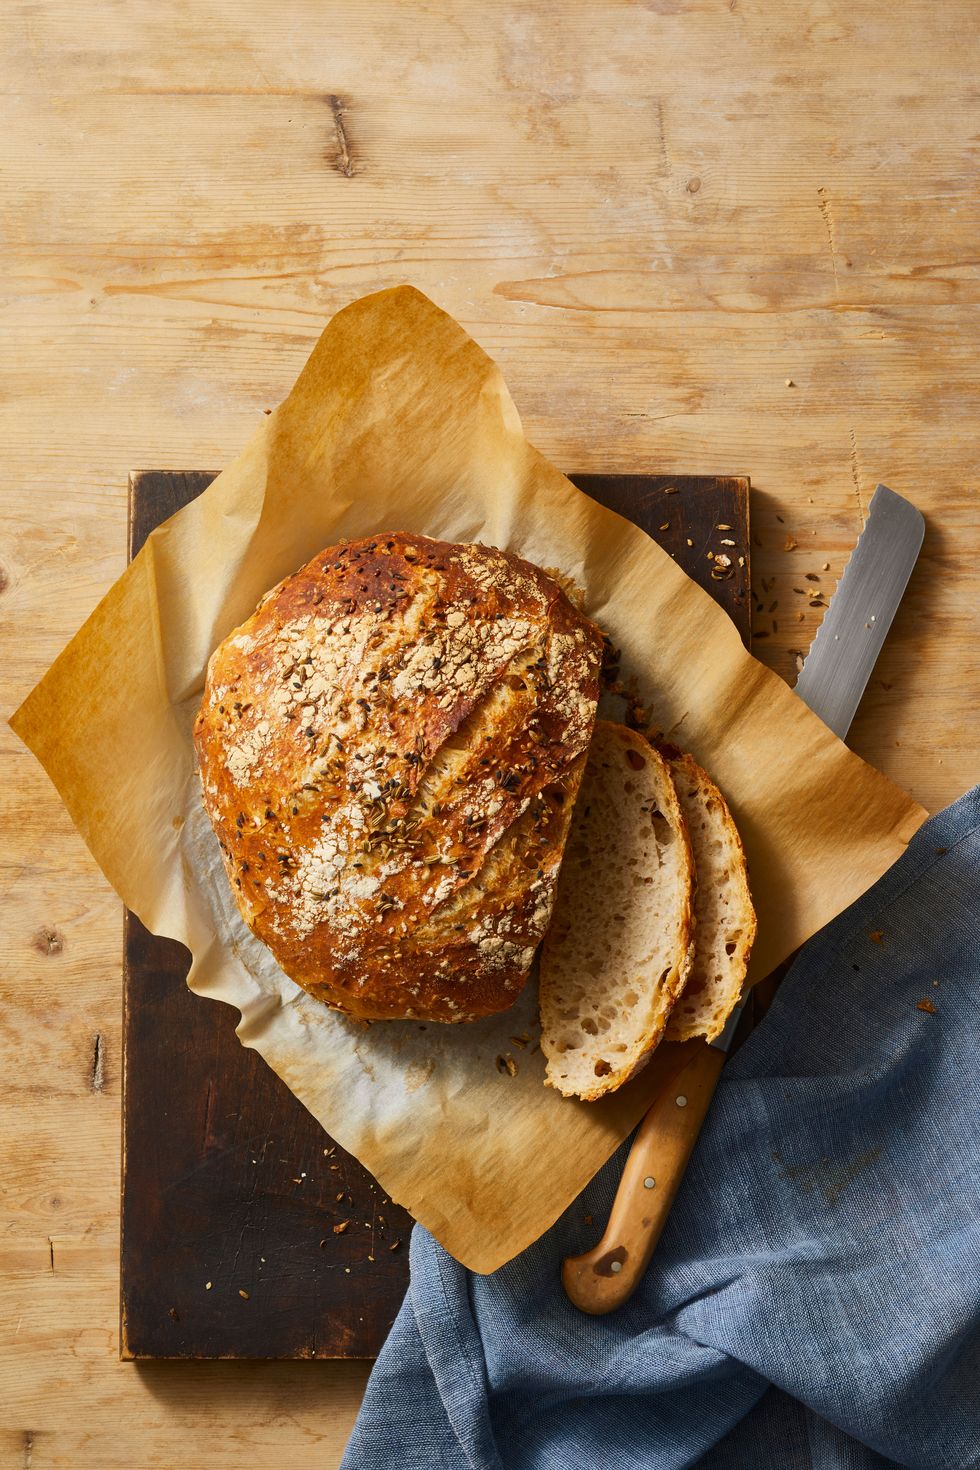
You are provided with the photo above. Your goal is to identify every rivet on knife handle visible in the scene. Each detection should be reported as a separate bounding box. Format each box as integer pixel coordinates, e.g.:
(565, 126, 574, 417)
(562, 1042, 724, 1314)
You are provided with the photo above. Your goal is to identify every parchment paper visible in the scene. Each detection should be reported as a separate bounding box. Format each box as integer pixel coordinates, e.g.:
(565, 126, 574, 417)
(11, 286, 927, 1272)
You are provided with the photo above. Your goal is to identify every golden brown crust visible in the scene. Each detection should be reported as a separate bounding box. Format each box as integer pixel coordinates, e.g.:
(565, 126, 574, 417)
(194, 532, 603, 1021)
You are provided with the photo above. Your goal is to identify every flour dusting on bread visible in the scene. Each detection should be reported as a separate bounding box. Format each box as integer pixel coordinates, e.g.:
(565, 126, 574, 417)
(195, 533, 603, 1022)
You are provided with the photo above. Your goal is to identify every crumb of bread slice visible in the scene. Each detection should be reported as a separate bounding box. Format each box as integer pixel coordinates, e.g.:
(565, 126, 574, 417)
(663, 749, 757, 1043)
(539, 721, 695, 1100)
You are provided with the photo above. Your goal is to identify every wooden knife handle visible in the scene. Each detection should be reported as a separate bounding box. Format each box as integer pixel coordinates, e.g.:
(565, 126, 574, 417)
(562, 1041, 725, 1314)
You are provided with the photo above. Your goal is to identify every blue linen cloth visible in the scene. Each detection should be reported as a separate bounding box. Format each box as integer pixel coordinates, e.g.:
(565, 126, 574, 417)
(342, 789, 980, 1470)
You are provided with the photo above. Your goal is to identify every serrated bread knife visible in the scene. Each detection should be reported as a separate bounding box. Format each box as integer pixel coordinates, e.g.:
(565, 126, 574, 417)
(562, 484, 925, 1314)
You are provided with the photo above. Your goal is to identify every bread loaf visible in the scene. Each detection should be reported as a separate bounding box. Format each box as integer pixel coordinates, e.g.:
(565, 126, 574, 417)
(539, 722, 696, 1099)
(194, 532, 603, 1022)
(663, 749, 756, 1042)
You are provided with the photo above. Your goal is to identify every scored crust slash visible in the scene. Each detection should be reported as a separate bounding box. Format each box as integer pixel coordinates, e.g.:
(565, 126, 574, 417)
(195, 532, 604, 1023)
(195, 530, 756, 1099)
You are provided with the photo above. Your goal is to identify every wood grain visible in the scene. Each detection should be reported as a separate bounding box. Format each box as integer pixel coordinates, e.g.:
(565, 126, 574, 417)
(562, 1041, 726, 1314)
(2, 1, 977, 1464)
(121, 469, 749, 1361)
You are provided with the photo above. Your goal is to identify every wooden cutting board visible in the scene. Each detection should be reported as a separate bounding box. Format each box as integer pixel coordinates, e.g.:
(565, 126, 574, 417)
(120, 470, 750, 1360)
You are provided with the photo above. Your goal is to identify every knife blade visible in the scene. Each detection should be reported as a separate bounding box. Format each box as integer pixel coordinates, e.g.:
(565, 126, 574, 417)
(795, 483, 925, 739)
(708, 482, 924, 1054)
(562, 483, 924, 1313)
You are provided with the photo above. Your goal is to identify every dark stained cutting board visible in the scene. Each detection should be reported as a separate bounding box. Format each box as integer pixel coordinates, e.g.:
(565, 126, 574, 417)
(120, 470, 750, 1360)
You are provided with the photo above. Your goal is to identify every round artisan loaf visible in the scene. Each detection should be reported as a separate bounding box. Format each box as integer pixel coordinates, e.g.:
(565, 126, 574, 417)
(194, 532, 603, 1022)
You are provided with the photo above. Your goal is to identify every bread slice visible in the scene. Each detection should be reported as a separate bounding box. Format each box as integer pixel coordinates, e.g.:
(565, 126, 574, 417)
(539, 722, 695, 1100)
(663, 749, 757, 1043)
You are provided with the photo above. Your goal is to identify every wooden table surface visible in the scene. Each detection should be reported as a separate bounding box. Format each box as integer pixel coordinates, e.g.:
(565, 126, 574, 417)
(2, 3, 977, 1466)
